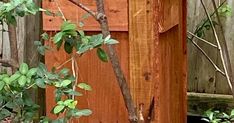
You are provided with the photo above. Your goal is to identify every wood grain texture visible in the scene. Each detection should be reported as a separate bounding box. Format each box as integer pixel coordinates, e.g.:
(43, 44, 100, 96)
(159, 0, 179, 33)
(155, 0, 187, 123)
(45, 32, 130, 123)
(42, 0, 128, 31)
(129, 0, 156, 122)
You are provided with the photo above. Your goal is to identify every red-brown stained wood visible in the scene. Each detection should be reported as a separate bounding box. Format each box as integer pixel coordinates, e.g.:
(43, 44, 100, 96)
(45, 32, 129, 123)
(155, 0, 187, 123)
(159, 0, 179, 33)
(44, 0, 187, 122)
(129, 0, 156, 122)
(42, 0, 128, 31)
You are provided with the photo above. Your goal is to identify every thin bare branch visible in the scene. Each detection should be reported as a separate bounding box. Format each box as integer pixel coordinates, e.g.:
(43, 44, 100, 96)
(68, 0, 97, 19)
(187, 31, 218, 48)
(201, 0, 234, 95)
(95, 0, 138, 122)
(190, 0, 226, 40)
(211, 0, 234, 90)
(67, 0, 138, 122)
(55, 0, 66, 21)
(187, 37, 225, 76)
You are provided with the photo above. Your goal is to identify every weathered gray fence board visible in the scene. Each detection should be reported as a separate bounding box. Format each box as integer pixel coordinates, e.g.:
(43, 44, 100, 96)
(0, 19, 26, 73)
(188, 0, 232, 94)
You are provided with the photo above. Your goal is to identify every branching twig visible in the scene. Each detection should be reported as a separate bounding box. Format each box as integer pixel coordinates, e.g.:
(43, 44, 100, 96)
(55, 0, 66, 21)
(211, 0, 234, 92)
(68, 0, 138, 122)
(187, 31, 218, 48)
(201, 0, 234, 95)
(69, 0, 97, 19)
(189, 0, 226, 41)
(187, 37, 225, 76)
(95, 0, 138, 122)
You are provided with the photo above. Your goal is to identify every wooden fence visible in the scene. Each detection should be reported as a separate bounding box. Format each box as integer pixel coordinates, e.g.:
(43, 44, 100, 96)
(187, 0, 234, 116)
(188, 0, 234, 95)
(0, 0, 187, 123)
(43, 0, 187, 123)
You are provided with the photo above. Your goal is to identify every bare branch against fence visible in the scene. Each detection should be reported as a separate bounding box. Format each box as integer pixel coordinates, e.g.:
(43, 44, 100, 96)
(68, 0, 138, 122)
(200, 0, 234, 97)
(187, 36, 225, 76)
(187, 31, 218, 48)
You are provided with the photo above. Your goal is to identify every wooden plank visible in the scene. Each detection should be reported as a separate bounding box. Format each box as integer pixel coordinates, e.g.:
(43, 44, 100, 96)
(42, 0, 128, 31)
(0, 24, 2, 56)
(188, 92, 234, 116)
(155, 0, 187, 123)
(16, 17, 26, 64)
(2, 23, 11, 73)
(159, 0, 179, 33)
(129, 0, 156, 122)
(45, 32, 129, 123)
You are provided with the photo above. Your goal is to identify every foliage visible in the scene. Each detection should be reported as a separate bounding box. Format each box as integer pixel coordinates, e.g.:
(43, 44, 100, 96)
(0, 0, 39, 25)
(0, 0, 119, 122)
(202, 109, 234, 123)
(194, 3, 232, 38)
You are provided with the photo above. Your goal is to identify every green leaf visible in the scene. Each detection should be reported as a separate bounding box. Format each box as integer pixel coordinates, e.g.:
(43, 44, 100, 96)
(37, 46, 46, 55)
(18, 75, 27, 86)
(41, 32, 49, 40)
(90, 34, 103, 47)
(61, 21, 77, 32)
(6, 13, 16, 25)
(2, 77, 10, 84)
(97, 48, 108, 62)
(78, 30, 85, 37)
(64, 41, 73, 54)
(9, 72, 21, 82)
(67, 100, 77, 109)
(104, 35, 111, 42)
(79, 21, 84, 27)
(75, 109, 92, 117)
(64, 89, 83, 96)
(55, 89, 63, 102)
(15, 7, 25, 17)
(53, 32, 64, 44)
(59, 68, 69, 76)
(26, 68, 38, 78)
(77, 83, 92, 91)
(64, 99, 74, 106)
(19, 63, 29, 75)
(231, 109, 234, 116)
(35, 78, 46, 88)
(61, 80, 72, 87)
(0, 81, 5, 91)
(105, 39, 119, 45)
(57, 101, 64, 105)
(34, 41, 42, 46)
(53, 105, 65, 114)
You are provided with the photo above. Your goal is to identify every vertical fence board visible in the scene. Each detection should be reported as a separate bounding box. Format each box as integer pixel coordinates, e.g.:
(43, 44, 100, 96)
(155, 0, 187, 123)
(129, 0, 156, 121)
